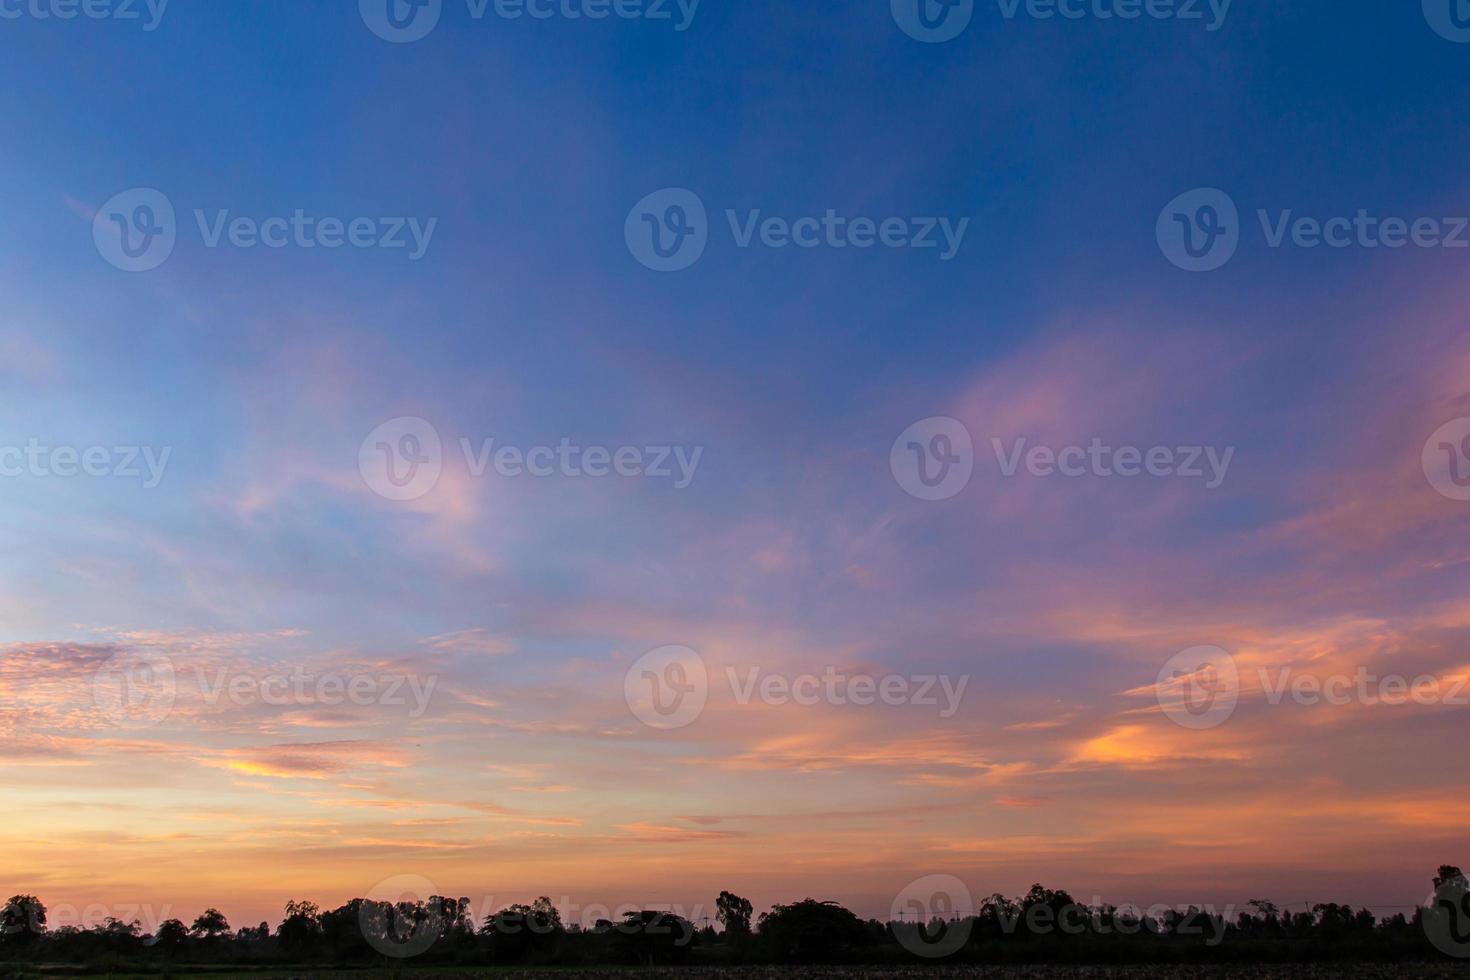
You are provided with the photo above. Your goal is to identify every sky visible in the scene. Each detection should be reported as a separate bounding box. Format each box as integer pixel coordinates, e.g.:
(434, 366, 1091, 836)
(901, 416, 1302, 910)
(3, 0, 1470, 934)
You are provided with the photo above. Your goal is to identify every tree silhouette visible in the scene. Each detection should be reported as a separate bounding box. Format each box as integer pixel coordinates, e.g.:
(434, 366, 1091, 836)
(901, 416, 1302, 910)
(320, 898, 376, 960)
(431, 895, 473, 940)
(481, 897, 563, 961)
(1239, 899, 1282, 938)
(1434, 864, 1466, 889)
(3, 866, 1468, 967)
(0, 896, 46, 945)
(277, 899, 322, 952)
(152, 919, 189, 952)
(1426, 862, 1470, 953)
(716, 890, 753, 936)
(609, 909, 695, 964)
(758, 899, 866, 960)
(190, 908, 230, 939)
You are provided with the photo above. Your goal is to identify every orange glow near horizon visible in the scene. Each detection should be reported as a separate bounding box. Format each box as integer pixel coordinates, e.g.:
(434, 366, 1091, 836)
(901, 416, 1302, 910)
(5, 312, 1470, 931)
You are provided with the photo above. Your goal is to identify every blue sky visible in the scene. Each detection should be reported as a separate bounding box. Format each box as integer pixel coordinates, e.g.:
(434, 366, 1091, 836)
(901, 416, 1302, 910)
(4, 0, 1470, 926)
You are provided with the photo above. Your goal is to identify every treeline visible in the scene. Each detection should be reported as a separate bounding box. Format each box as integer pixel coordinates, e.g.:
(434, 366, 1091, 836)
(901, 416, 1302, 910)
(1, 867, 1465, 967)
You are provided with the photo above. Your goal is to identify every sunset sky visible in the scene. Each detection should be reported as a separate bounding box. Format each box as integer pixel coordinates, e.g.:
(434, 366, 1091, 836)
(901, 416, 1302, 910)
(3, 0, 1470, 933)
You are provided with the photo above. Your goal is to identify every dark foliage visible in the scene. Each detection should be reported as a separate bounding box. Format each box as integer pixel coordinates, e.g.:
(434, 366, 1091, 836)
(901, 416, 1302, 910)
(1, 866, 1465, 968)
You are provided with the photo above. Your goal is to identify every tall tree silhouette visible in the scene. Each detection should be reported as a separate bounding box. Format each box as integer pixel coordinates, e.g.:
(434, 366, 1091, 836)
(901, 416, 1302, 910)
(152, 919, 189, 952)
(0, 896, 45, 946)
(758, 899, 867, 960)
(277, 899, 322, 952)
(716, 890, 753, 936)
(190, 908, 230, 939)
